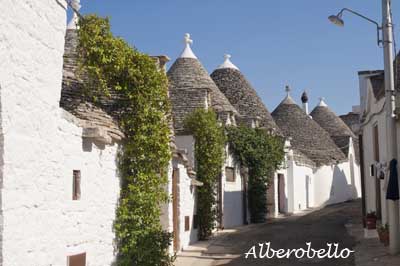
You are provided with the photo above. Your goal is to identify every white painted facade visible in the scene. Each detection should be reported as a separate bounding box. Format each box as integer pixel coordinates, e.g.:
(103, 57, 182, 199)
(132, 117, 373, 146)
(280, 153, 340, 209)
(358, 71, 400, 226)
(162, 156, 198, 253)
(0, 1, 121, 265)
(273, 142, 361, 216)
(221, 144, 245, 228)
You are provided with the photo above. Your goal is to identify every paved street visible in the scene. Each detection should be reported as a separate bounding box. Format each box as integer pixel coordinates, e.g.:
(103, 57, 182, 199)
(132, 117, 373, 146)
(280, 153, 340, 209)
(176, 200, 365, 266)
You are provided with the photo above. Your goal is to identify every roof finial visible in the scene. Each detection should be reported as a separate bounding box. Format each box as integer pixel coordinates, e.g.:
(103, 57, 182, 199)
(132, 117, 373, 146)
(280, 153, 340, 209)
(179, 33, 197, 59)
(184, 33, 193, 45)
(285, 85, 291, 96)
(217, 53, 239, 70)
(318, 97, 328, 107)
(67, 0, 81, 30)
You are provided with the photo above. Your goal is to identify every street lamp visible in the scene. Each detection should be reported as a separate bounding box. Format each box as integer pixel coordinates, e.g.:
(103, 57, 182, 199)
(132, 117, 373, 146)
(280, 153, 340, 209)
(329, 1, 399, 255)
(328, 8, 382, 46)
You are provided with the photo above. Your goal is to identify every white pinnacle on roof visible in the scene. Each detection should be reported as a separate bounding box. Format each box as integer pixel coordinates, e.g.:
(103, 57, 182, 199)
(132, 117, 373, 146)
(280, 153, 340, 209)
(179, 33, 198, 59)
(67, 0, 81, 30)
(217, 54, 239, 70)
(280, 85, 295, 104)
(318, 97, 328, 107)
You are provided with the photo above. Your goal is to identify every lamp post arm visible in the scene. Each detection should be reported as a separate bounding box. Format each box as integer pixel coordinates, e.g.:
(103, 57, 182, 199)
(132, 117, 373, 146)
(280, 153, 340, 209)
(338, 8, 382, 45)
(338, 8, 381, 28)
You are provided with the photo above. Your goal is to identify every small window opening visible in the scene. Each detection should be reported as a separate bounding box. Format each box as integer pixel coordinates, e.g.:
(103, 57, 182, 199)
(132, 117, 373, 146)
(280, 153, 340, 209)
(73, 170, 81, 200)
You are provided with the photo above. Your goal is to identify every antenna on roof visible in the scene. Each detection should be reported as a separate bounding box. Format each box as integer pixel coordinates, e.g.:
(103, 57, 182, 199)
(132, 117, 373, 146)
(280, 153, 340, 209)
(180, 33, 197, 59)
(67, 0, 81, 30)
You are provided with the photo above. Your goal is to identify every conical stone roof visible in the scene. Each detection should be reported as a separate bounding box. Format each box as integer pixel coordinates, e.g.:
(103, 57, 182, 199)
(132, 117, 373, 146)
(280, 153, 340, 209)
(60, 29, 124, 141)
(167, 36, 237, 134)
(271, 95, 346, 166)
(310, 99, 357, 157)
(210, 55, 279, 132)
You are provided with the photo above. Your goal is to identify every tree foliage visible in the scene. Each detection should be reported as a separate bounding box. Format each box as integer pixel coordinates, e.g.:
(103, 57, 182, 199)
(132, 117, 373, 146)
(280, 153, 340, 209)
(226, 126, 285, 223)
(185, 109, 226, 240)
(77, 15, 173, 265)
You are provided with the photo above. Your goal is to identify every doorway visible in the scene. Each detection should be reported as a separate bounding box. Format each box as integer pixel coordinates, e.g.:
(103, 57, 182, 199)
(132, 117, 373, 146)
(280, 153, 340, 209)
(278, 174, 285, 213)
(305, 175, 310, 208)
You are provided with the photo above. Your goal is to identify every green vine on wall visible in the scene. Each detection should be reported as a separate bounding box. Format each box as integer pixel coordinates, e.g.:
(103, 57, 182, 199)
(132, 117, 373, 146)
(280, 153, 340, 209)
(227, 126, 285, 223)
(185, 109, 226, 240)
(77, 15, 173, 266)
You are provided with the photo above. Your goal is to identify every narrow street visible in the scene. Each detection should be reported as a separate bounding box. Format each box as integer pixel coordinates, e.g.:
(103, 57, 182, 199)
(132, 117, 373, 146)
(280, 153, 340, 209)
(177, 200, 361, 266)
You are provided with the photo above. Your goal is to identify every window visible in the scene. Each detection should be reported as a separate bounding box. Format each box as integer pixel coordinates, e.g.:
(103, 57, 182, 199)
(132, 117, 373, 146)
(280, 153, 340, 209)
(184, 216, 190, 231)
(73, 170, 81, 200)
(68, 253, 86, 266)
(193, 215, 198, 229)
(373, 125, 380, 162)
(370, 164, 376, 177)
(225, 167, 235, 182)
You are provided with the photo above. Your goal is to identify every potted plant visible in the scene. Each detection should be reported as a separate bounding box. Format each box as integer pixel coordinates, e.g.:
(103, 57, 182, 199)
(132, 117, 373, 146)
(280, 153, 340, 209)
(366, 211, 377, 229)
(378, 224, 389, 246)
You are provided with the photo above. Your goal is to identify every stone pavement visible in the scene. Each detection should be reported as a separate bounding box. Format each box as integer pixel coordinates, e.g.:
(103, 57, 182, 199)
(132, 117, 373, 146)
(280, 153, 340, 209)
(346, 221, 400, 266)
(174, 206, 336, 266)
(175, 200, 400, 266)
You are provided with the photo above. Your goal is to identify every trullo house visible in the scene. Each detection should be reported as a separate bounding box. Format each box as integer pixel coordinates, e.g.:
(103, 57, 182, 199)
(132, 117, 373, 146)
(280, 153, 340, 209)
(310, 98, 362, 200)
(166, 34, 248, 252)
(210, 55, 283, 217)
(271, 89, 361, 211)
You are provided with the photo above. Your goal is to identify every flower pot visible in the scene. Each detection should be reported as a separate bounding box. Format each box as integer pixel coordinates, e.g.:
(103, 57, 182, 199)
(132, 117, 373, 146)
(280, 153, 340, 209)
(378, 230, 390, 246)
(366, 217, 377, 229)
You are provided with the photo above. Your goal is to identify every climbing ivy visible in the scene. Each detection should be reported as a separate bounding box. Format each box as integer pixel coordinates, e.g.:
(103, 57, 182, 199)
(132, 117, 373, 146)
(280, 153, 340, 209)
(226, 126, 285, 223)
(77, 15, 173, 266)
(185, 109, 226, 240)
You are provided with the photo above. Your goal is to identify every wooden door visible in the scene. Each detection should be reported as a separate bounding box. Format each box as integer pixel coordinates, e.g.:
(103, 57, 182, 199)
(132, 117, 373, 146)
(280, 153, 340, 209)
(217, 173, 223, 229)
(278, 174, 285, 213)
(172, 168, 180, 252)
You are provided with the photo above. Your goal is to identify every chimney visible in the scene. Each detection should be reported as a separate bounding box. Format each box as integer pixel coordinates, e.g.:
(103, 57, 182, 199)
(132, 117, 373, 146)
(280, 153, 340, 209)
(301, 90, 309, 114)
(150, 55, 170, 73)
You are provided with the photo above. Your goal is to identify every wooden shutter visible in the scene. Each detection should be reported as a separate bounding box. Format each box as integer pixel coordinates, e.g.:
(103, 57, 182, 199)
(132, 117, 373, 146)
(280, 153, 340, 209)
(373, 125, 380, 161)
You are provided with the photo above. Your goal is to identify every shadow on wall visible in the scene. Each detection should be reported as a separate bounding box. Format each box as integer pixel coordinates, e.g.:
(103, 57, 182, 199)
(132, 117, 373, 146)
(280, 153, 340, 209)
(223, 190, 244, 229)
(326, 165, 358, 205)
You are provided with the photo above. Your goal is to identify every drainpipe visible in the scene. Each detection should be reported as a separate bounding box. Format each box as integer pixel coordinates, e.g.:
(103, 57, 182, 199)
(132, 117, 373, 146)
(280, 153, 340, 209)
(382, 0, 399, 255)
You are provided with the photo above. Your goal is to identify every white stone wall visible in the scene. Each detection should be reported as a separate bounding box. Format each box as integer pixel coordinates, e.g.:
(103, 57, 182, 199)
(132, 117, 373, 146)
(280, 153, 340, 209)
(313, 159, 360, 208)
(0, 1, 120, 265)
(177, 164, 198, 250)
(172, 137, 199, 251)
(222, 145, 243, 228)
(291, 163, 314, 212)
(361, 96, 388, 224)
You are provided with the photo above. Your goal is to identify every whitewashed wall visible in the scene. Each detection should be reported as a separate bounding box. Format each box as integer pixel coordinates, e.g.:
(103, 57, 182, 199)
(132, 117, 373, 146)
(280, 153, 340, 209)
(313, 160, 360, 208)
(177, 164, 198, 249)
(173, 137, 199, 251)
(291, 163, 314, 212)
(359, 76, 389, 224)
(0, 1, 121, 265)
(222, 145, 243, 228)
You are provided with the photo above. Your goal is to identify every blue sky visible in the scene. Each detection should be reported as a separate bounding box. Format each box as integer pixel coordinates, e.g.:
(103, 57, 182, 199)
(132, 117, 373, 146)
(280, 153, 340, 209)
(74, 0, 399, 115)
